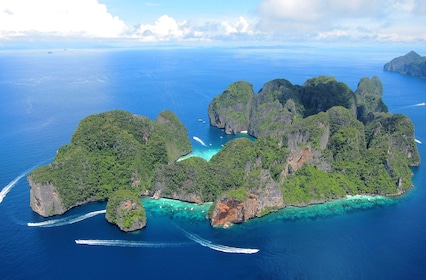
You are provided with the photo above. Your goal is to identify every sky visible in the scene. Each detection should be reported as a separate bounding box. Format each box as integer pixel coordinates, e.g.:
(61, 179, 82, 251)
(0, 0, 425, 48)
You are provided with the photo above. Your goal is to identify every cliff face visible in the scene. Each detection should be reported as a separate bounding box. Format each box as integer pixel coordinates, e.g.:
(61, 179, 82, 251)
(248, 79, 301, 138)
(355, 76, 388, 124)
(210, 171, 284, 227)
(209, 76, 357, 139)
(208, 81, 254, 134)
(384, 51, 426, 78)
(28, 175, 66, 217)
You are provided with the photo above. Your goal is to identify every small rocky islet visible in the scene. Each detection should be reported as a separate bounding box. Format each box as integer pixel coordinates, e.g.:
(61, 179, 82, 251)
(28, 74, 420, 231)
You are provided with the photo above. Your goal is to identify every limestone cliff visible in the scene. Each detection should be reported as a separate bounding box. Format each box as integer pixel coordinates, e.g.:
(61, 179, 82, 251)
(355, 76, 388, 124)
(28, 174, 67, 217)
(208, 81, 254, 134)
(248, 79, 302, 138)
(209, 170, 284, 227)
(209, 76, 358, 138)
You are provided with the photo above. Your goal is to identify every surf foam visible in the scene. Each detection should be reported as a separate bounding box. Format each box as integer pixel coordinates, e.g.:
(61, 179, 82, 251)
(27, 210, 106, 227)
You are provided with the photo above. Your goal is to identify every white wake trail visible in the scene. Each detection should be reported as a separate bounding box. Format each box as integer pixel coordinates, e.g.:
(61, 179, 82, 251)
(0, 171, 29, 204)
(75, 239, 187, 248)
(396, 102, 426, 110)
(27, 210, 106, 227)
(192, 136, 208, 147)
(183, 230, 259, 254)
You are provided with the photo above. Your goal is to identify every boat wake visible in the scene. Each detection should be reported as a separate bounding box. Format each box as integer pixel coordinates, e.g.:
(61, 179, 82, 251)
(75, 239, 187, 248)
(0, 171, 29, 204)
(396, 102, 426, 110)
(192, 136, 208, 147)
(183, 229, 259, 254)
(27, 210, 106, 227)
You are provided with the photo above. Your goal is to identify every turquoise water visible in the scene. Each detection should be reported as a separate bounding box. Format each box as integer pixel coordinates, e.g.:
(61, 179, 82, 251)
(1, 47, 426, 279)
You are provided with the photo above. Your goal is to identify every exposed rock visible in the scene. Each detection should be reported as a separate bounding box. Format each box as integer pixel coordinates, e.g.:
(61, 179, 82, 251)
(355, 76, 388, 124)
(152, 188, 203, 204)
(106, 191, 146, 232)
(248, 79, 300, 138)
(210, 170, 284, 227)
(208, 81, 254, 134)
(28, 175, 66, 217)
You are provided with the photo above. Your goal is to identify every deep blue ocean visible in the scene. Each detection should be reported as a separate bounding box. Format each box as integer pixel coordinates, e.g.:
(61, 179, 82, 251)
(1, 46, 426, 279)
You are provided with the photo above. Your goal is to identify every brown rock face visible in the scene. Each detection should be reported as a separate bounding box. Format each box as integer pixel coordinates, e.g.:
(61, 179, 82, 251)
(210, 198, 245, 227)
(28, 175, 66, 217)
(210, 180, 284, 227)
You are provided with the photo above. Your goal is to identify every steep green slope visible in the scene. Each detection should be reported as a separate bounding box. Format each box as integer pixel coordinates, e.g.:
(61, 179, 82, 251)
(384, 51, 426, 77)
(29, 110, 191, 214)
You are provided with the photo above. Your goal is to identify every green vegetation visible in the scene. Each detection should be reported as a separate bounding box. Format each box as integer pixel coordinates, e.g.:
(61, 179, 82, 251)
(301, 76, 356, 117)
(384, 51, 426, 78)
(106, 190, 146, 231)
(258, 206, 280, 217)
(208, 81, 254, 133)
(355, 76, 388, 124)
(206, 75, 419, 208)
(29, 75, 420, 224)
(29, 110, 191, 209)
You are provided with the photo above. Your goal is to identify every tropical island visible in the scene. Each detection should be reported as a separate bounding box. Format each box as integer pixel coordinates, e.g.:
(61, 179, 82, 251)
(384, 51, 426, 78)
(28, 76, 420, 230)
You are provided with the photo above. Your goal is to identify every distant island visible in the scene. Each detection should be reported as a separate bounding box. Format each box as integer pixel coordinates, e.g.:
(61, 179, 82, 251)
(384, 51, 426, 78)
(28, 76, 420, 230)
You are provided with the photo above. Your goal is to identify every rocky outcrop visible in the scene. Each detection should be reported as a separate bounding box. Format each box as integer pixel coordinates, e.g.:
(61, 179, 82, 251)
(210, 170, 284, 227)
(248, 79, 301, 138)
(106, 191, 146, 232)
(152, 188, 203, 205)
(208, 81, 254, 134)
(384, 51, 426, 78)
(355, 76, 388, 123)
(210, 76, 358, 138)
(28, 175, 66, 217)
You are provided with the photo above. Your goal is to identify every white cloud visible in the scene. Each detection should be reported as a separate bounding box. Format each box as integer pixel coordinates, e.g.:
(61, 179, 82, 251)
(221, 17, 252, 35)
(1, 0, 423, 45)
(0, 0, 128, 38)
(133, 15, 200, 42)
(256, 0, 426, 42)
(132, 15, 258, 42)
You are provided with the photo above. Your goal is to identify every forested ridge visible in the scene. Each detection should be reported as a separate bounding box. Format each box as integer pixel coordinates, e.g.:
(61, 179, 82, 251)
(29, 75, 420, 226)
